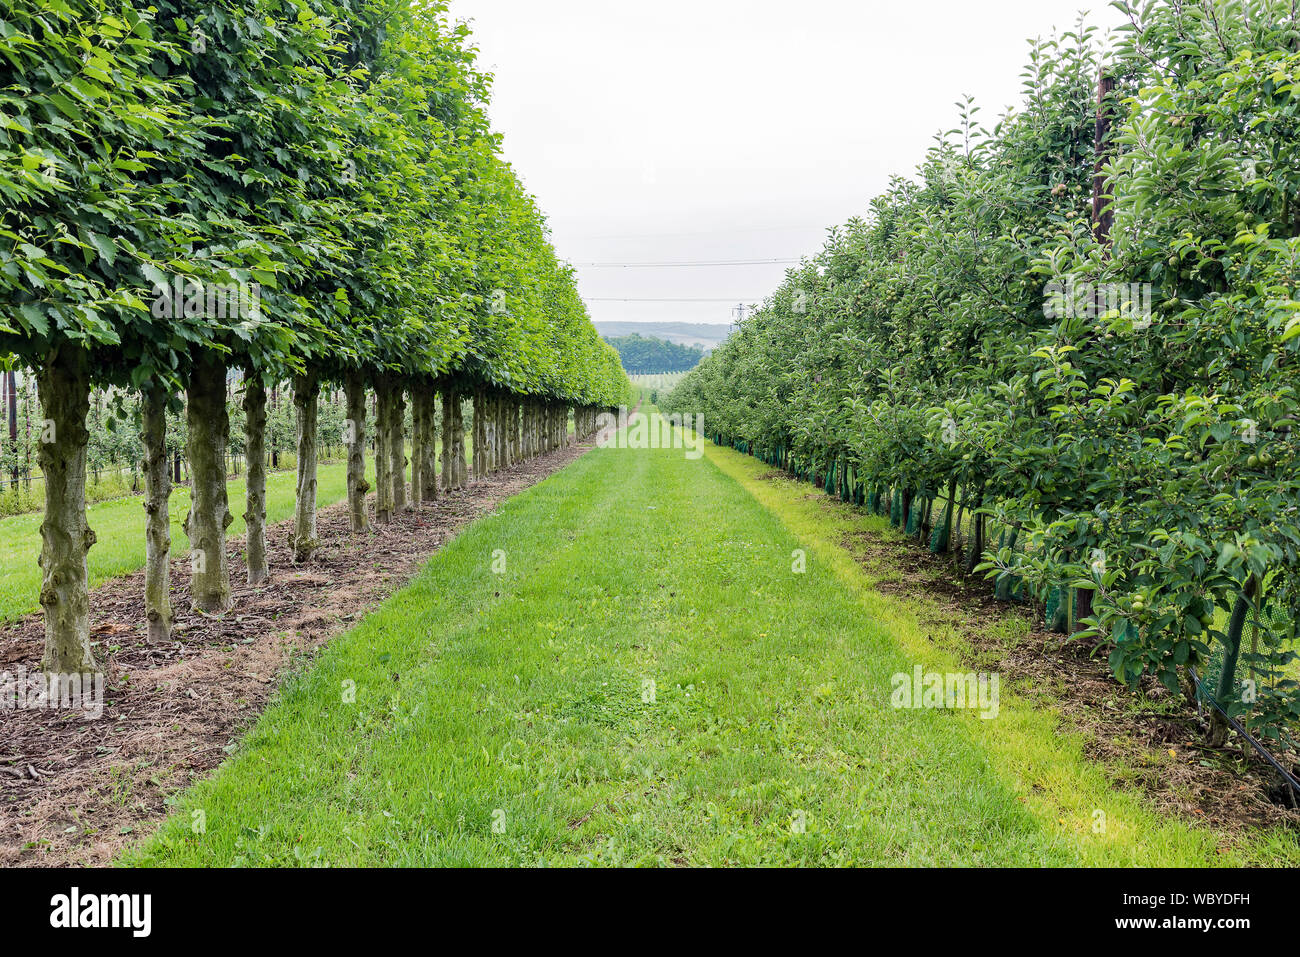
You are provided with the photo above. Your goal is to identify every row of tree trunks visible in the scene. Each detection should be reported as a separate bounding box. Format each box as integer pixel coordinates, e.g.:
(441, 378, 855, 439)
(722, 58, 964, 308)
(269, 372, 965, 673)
(573, 405, 601, 439)
(35, 361, 600, 675)
(466, 393, 613, 482)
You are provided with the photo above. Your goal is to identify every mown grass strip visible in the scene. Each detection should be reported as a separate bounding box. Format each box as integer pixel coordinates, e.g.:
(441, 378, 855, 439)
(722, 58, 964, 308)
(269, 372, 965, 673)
(703, 441, 1300, 866)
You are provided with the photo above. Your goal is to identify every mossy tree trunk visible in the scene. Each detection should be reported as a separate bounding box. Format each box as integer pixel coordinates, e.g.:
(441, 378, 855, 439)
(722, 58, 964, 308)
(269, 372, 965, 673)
(485, 393, 495, 472)
(292, 372, 320, 562)
(243, 375, 269, 584)
(389, 384, 408, 512)
(37, 345, 97, 673)
(415, 390, 438, 502)
(473, 387, 486, 479)
(140, 385, 173, 642)
(443, 384, 467, 490)
(411, 387, 426, 504)
(452, 390, 467, 487)
(375, 378, 393, 523)
(484, 392, 494, 473)
(512, 398, 521, 463)
(528, 401, 537, 458)
(441, 385, 455, 492)
(184, 355, 233, 614)
(488, 392, 496, 471)
(426, 390, 440, 499)
(497, 394, 509, 469)
(344, 373, 370, 533)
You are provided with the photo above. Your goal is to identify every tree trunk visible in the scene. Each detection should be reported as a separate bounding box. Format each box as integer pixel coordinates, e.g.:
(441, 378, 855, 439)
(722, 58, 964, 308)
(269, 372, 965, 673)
(184, 355, 233, 614)
(37, 345, 97, 673)
(390, 384, 408, 512)
(497, 394, 509, 469)
(512, 398, 521, 464)
(456, 395, 468, 486)
(414, 389, 438, 502)
(140, 386, 173, 641)
(930, 478, 956, 555)
(345, 373, 370, 532)
(374, 378, 393, 523)
(964, 509, 985, 578)
(484, 392, 495, 474)
(292, 373, 320, 563)
(243, 376, 269, 584)
(411, 388, 425, 504)
(1072, 587, 1094, 634)
(473, 388, 485, 480)
(440, 386, 454, 492)
(1209, 582, 1256, 747)
(443, 385, 467, 491)
(426, 390, 440, 499)
(269, 385, 279, 470)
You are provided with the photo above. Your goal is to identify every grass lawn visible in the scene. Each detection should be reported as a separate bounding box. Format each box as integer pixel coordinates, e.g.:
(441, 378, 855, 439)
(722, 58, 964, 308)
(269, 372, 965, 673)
(122, 421, 1295, 866)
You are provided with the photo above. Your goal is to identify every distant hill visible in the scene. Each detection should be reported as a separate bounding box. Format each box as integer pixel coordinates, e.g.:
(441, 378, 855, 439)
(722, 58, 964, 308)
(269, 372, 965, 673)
(603, 333, 706, 374)
(594, 322, 732, 352)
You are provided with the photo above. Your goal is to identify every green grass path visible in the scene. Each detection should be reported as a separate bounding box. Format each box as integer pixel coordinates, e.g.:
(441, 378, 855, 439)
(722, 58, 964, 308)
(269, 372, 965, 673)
(124, 431, 1291, 866)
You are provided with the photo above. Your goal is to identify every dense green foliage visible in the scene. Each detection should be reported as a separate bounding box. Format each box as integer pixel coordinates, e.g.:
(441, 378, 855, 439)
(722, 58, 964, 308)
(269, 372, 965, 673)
(0, 0, 625, 403)
(664, 0, 1300, 750)
(0, 0, 627, 671)
(604, 333, 706, 374)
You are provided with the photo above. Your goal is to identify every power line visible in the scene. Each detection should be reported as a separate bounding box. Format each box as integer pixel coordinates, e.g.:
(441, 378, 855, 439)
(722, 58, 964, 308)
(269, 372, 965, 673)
(585, 297, 764, 303)
(574, 258, 799, 268)
(567, 223, 829, 241)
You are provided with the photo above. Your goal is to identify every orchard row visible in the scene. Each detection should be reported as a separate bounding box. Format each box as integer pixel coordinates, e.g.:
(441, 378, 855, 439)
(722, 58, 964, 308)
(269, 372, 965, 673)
(1, 0, 628, 672)
(664, 0, 1300, 748)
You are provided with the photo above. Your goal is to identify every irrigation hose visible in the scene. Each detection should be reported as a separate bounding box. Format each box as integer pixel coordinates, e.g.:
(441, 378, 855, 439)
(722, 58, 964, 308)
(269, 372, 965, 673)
(1189, 667, 1300, 803)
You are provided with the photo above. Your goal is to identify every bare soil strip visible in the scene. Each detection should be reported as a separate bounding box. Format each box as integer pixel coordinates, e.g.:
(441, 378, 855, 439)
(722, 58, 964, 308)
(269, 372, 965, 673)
(0, 443, 589, 867)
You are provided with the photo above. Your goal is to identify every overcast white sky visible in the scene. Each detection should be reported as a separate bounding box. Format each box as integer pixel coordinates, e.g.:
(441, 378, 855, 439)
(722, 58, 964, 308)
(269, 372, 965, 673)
(447, 0, 1115, 329)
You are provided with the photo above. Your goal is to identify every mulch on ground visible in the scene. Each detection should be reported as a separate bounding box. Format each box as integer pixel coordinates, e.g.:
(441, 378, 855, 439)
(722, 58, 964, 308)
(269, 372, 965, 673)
(0, 443, 590, 867)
